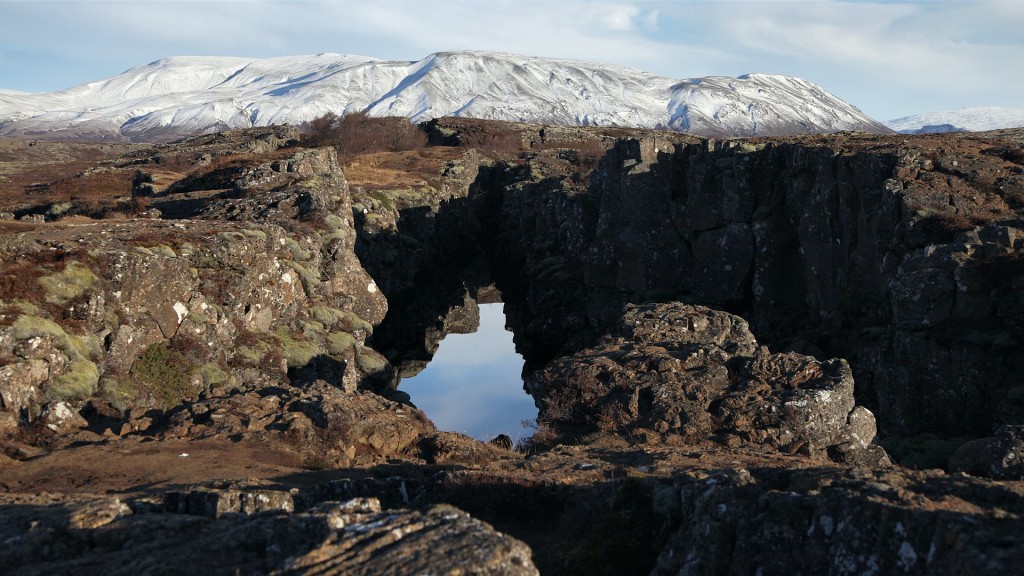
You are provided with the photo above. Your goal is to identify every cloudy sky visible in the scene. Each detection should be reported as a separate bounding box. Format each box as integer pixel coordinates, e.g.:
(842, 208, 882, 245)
(0, 0, 1021, 121)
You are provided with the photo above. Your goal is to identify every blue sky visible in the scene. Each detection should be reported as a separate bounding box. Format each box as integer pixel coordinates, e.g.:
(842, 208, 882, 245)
(1, 0, 1022, 121)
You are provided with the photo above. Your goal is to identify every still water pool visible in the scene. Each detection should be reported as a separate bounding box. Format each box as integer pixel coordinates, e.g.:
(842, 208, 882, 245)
(399, 303, 539, 443)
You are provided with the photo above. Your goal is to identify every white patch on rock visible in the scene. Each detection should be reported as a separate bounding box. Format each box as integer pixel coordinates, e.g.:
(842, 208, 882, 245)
(173, 301, 189, 325)
(282, 272, 293, 284)
(46, 402, 75, 431)
(367, 282, 377, 293)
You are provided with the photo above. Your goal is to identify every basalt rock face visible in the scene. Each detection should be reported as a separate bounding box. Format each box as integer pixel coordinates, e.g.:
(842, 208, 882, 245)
(490, 129, 1024, 438)
(652, 465, 1024, 576)
(527, 302, 888, 466)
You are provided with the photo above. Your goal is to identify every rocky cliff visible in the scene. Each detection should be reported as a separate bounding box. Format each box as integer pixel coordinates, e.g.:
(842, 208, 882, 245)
(484, 128, 1024, 441)
(0, 121, 1022, 574)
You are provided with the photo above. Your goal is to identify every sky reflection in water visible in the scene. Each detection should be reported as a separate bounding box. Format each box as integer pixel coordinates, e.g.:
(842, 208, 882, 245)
(400, 303, 538, 443)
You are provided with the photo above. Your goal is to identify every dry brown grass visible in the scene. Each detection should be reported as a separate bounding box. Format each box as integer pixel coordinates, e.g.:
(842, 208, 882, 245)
(342, 147, 465, 191)
(0, 139, 143, 211)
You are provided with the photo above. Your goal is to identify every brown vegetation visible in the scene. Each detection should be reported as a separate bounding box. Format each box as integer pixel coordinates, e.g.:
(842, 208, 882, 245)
(303, 111, 428, 158)
(342, 147, 465, 191)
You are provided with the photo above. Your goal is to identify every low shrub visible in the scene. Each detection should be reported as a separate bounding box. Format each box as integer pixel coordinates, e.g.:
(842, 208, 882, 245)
(302, 111, 427, 158)
(129, 341, 198, 409)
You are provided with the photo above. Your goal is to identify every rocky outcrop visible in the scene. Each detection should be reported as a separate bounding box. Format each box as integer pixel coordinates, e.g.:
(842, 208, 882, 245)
(0, 495, 538, 575)
(0, 131, 387, 440)
(948, 425, 1024, 480)
(527, 303, 888, 465)
(488, 129, 1024, 439)
(652, 464, 1024, 576)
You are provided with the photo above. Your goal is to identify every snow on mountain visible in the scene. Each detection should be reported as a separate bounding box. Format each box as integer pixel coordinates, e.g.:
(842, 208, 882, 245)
(886, 107, 1024, 134)
(0, 51, 891, 141)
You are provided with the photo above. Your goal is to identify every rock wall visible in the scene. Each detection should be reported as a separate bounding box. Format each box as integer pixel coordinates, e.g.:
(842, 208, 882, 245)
(489, 131, 1024, 438)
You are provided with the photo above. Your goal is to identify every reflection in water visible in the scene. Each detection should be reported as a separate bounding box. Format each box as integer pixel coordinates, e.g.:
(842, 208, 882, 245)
(400, 303, 538, 442)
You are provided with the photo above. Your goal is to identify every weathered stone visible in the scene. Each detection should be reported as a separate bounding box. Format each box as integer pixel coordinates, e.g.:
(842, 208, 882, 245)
(40, 401, 87, 433)
(0, 496, 538, 576)
(528, 302, 884, 462)
(949, 425, 1024, 480)
(163, 488, 295, 518)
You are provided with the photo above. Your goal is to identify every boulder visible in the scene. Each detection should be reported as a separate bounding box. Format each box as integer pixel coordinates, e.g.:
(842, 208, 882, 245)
(528, 302, 887, 463)
(949, 425, 1024, 480)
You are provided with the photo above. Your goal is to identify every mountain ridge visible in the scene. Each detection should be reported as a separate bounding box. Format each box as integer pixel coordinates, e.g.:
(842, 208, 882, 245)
(0, 51, 891, 141)
(886, 106, 1024, 134)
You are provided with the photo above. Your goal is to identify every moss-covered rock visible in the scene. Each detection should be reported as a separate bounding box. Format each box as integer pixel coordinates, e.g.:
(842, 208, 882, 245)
(274, 328, 320, 369)
(327, 331, 357, 356)
(38, 262, 99, 305)
(283, 260, 321, 295)
(50, 359, 100, 401)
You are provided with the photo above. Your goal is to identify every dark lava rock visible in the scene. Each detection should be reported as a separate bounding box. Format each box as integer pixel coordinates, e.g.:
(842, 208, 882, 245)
(948, 425, 1024, 480)
(528, 302, 888, 465)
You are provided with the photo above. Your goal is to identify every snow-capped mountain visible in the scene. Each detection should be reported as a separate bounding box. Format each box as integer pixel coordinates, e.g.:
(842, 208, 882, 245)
(0, 51, 891, 142)
(886, 107, 1024, 134)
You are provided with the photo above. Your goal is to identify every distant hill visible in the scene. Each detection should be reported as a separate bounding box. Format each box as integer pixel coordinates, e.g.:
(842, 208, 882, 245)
(886, 107, 1024, 134)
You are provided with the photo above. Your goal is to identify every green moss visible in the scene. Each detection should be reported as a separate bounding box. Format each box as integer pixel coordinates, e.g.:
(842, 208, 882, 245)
(12, 315, 96, 360)
(299, 319, 326, 335)
(148, 244, 177, 258)
(367, 190, 396, 212)
(275, 328, 320, 368)
(178, 242, 196, 257)
(310, 305, 341, 326)
(199, 363, 232, 388)
(736, 142, 766, 154)
(99, 377, 138, 411)
(284, 260, 321, 295)
(327, 332, 357, 356)
(355, 345, 388, 375)
(134, 246, 155, 256)
(236, 346, 265, 364)
(323, 214, 346, 231)
(11, 301, 39, 315)
(322, 229, 349, 244)
(241, 228, 267, 240)
(286, 237, 313, 261)
(218, 231, 246, 242)
(339, 310, 373, 334)
(186, 308, 210, 325)
(50, 359, 100, 401)
(47, 201, 74, 218)
(38, 261, 98, 305)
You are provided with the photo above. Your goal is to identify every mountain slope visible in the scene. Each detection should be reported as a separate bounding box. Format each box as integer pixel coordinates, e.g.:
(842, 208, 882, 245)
(886, 107, 1024, 134)
(0, 51, 891, 141)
